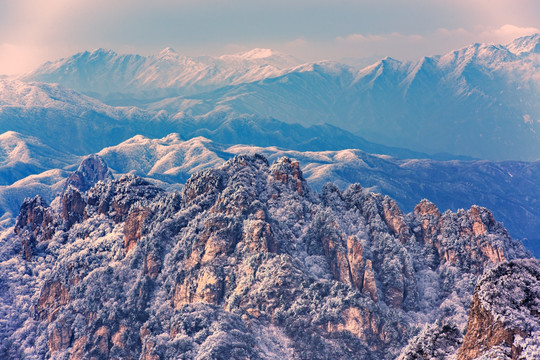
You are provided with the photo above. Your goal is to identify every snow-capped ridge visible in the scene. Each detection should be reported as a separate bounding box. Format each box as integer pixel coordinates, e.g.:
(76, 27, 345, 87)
(506, 33, 540, 55)
(236, 48, 275, 60)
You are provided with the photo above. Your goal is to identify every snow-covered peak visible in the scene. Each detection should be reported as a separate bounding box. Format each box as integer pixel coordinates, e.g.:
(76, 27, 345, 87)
(506, 33, 540, 55)
(157, 47, 180, 60)
(87, 48, 118, 58)
(236, 48, 275, 60)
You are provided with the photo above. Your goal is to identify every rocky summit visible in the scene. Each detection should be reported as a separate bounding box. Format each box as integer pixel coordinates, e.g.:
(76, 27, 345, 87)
(1, 154, 538, 359)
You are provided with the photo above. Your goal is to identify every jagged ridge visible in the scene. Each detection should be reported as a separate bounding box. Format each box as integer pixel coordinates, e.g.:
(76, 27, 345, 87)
(1, 154, 534, 359)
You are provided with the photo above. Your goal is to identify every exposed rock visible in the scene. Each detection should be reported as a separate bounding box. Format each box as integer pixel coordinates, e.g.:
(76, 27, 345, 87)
(48, 321, 72, 353)
(64, 154, 113, 192)
(382, 197, 410, 243)
(61, 186, 86, 229)
(91, 325, 110, 358)
(457, 259, 540, 360)
(36, 280, 71, 321)
(270, 156, 307, 196)
(14, 195, 55, 260)
(124, 207, 152, 254)
(363, 259, 378, 303)
(3, 154, 534, 360)
(87, 175, 162, 223)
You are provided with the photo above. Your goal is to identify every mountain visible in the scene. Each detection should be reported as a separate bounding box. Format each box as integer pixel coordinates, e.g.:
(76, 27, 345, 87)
(0, 79, 168, 155)
(456, 259, 540, 360)
(0, 131, 77, 185)
(0, 154, 534, 359)
(399, 258, 540, 360)
(23, 34, 540, 160)
(161, 35, 540, 160)
(0, 133, 538, 256)
(0, 79, 437, 160)
(98, 135, 540, 256)
(24, 47, 301, 104)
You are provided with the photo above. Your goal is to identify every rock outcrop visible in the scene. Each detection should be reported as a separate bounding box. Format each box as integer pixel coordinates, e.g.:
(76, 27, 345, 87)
(64, 154, 113, 192)
(3, 154, 534, 359)
(14, 195, 56, 260)
(457, 259, 540, 360)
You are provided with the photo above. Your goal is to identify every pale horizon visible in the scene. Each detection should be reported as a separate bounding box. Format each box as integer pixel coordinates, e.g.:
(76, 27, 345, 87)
(1, 0, 539, 75)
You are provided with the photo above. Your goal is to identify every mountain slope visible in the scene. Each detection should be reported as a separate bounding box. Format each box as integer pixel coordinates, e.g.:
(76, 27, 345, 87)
(24, 48, 301, 104)
(0, 79, 436, 160)
(96, 135, 540, 254)
(23, 34, 540, 160)
(146, 34, 540, 161)
(1, 133, 538, 255)
(0, 131, 77, 185)
(0, 154, 531, 359)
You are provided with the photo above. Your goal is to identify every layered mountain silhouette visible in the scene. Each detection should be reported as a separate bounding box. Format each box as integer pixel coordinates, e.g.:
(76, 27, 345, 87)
(24, 34, 540, 160)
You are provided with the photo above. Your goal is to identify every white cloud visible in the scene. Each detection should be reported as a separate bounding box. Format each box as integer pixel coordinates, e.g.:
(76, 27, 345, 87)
(479, 24, 540, 42)
(336, 32, 423, 44)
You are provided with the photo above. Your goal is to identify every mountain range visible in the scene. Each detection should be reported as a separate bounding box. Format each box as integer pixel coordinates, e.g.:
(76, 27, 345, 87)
(0, 132, 538, 257)
(1, 153, 537, 359)
(0, 33, 539, 359)
(24, 34, 540, 161)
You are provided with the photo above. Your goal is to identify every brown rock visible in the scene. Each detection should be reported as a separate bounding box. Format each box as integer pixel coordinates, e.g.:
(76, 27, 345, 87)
(70, 335, 88, 360)
(91, 326, 110, 358)
(347, 235, 365, 290)
(327, 307, 384, 351)
(414, 199, 441, 246)
(414, 199, 441, 217)
(64, 154, 113, 192)
(141, 340, 160, 360)
(457, 293, 525, 360)
(15, 195, 56, 260)
(124, 207, 152, 254)
(173, 267, 224, 308)
(362, 260, 378, 303)
(48, 321, 72, 353)
(61, 187, 86, 229)
(37, 280, 71, 321)
(382, 198, 410, 243)
(144, 252, 161, 280)
(271, 157, 306, 196)
(241, 219, 278, 254)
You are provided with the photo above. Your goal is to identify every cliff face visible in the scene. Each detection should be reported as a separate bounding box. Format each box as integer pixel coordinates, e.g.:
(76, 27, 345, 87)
(457, 259, 540, 360)
(1, 154, 533, 359)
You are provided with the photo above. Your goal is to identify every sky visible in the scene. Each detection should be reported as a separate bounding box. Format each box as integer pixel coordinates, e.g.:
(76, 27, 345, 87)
(0, 0, 539, 75)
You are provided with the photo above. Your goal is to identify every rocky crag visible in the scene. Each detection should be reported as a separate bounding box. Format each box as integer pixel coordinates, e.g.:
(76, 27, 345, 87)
(0, 154, 537, 359)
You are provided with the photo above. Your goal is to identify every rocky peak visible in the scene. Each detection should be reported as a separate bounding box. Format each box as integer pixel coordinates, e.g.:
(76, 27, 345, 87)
(5, 154, 535, 359)
(269, 156, 307, 196)
(61, 186, 86, 229)
(64, 154, 113, 192)
(414, 199, 441, 217)
(457, 259, 540, 360)
(14, 195, 55, 260)
(86, 174, 163, 222)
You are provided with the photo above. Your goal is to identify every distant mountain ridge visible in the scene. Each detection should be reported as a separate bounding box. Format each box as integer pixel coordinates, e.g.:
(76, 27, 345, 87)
(24, 47, 301, 104)
(23, 34, 540, 160)
(0, 79, 442, 160)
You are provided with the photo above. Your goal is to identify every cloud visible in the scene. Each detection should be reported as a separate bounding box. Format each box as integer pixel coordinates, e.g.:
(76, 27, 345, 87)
(0, 43, 56, 75)
(336, 32, 423, 44)
(480, 24, 540, 42)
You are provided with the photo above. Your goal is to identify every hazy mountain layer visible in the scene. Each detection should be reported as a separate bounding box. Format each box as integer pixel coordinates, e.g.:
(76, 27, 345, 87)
(0, 79, 431, 160)
(24, 47, 301, 104)
(23, 34, 540, 160)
